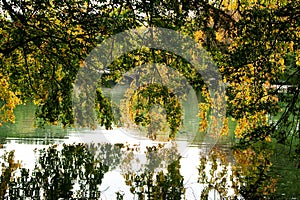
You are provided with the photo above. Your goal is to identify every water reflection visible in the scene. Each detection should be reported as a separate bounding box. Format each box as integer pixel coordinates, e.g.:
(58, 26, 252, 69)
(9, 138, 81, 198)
(0, 143, 188, 199)
(0, 135, 240, 200)
(2, 139, 294, 199)
(4, 144, 117, 199)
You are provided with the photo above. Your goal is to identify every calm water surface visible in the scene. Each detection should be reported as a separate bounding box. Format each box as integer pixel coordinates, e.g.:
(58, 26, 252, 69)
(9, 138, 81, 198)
(0, 103, 231, 199)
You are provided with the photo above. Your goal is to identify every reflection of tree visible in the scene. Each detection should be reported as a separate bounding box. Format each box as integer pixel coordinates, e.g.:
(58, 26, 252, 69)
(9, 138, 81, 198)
(2, 143, 121, 199)
(123, 160, 184, 200)
(122, 143, 184, 199)
(198, 145, 277, 199)
(0, 142, 185, 199)
(0, 151, 21, 199)
(0, 142, 286, 199)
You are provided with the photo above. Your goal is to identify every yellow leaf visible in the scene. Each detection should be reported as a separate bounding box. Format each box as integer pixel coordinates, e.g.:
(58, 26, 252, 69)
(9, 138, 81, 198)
(279, 57, 284, 66)
(289, 41, 294, 52)
(216, 31, 224, 42)
(265, 136, 272, 142)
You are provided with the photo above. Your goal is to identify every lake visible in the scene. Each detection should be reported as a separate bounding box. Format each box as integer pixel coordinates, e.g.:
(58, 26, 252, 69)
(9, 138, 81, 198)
(0, 102, 234, 199)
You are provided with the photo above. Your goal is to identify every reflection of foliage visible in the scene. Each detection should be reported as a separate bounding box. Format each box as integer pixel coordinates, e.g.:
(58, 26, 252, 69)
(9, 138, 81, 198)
(0, 151, 21, 199)
(198, 150, 230, 199)
(87, 142, 122, 168)
(0, 143, 185, 199)
(124, 160, 184, 200)
(123, 143, 184, 200)
(234, 147, 276, 199)
(199, 145, 276, 199)
(0, 142, 291, 199)
(120, 142, 180, 174)
(128, 84, 182, 140)
(1, 143, 121, 199)
(145, 145, 170, 171)
(116, 190, 125, 200)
